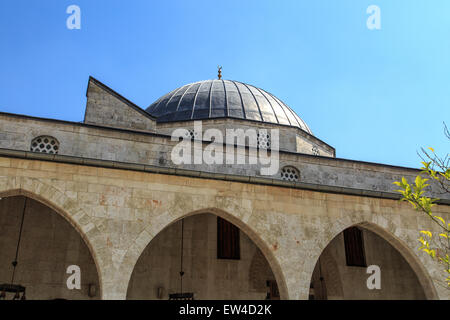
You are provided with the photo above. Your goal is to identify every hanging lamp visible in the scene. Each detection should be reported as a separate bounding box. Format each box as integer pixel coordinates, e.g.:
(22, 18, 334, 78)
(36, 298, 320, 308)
(0, 197, 27, 300)
(317, 257, 326, 300)
(168, 218, 194, 300)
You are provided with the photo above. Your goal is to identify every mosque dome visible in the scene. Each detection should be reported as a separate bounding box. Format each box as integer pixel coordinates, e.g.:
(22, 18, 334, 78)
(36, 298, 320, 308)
(146, 79, 312, 134)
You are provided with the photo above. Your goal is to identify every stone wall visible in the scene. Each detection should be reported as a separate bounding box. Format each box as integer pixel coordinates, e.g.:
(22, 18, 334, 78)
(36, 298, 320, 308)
(0, 113, 447, 200)
(84, 78, 156, 132)
(0, 157, 448, 299)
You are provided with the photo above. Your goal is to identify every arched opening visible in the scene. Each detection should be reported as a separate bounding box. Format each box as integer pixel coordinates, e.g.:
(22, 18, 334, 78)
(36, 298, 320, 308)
(0, 195, 100, 299)
(126, 212, 281, 300)
(308, 223, 430, 300)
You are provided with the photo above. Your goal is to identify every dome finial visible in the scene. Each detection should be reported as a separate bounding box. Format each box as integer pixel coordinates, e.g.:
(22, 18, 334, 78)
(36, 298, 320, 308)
(217, 66, 222, 80)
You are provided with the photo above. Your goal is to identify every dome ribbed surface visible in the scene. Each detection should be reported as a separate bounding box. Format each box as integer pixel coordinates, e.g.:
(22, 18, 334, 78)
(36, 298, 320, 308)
(146, 80, 311, 134)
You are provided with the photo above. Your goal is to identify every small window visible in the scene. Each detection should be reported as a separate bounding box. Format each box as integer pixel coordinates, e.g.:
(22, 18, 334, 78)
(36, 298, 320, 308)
(30, 136, 59, 154)
(185, 129, 200, 140)
(343, 227, 366, 267)
(280, 166, 300, 182)
(217, 217, 240, 260)
(257, 132, 271, 149)
(312, 145, 320, 156)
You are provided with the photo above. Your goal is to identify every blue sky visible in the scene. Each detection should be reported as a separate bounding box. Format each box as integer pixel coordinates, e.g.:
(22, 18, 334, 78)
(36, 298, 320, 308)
(0, 0, 449, 168)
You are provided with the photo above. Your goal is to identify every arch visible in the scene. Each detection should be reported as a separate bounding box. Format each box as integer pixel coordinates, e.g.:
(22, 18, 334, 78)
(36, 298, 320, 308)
(0, 176, 107, 298)
(357, 222, 438, 300)
(120, 207, 289, 300)
(307, 218, 439, 300)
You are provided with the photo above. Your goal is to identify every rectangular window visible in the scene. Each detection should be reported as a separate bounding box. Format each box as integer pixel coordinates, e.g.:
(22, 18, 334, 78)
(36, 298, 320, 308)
(343, 227, 366, 267)
(266, 280, 280, 300)
(217, 217, 240, 259)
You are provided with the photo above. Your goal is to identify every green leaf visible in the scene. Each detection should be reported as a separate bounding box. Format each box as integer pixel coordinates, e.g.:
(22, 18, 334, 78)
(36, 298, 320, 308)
(420, 230, 432, 238)
(433, 216, 446, 226)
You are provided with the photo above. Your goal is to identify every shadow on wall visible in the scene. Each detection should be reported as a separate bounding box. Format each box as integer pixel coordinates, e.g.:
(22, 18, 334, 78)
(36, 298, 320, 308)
(126, 213, 280, 300)
(0, 196, 100, 300)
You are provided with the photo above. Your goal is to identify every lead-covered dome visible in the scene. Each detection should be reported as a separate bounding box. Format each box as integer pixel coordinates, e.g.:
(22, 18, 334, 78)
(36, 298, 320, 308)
(146, 80, 312, 134)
